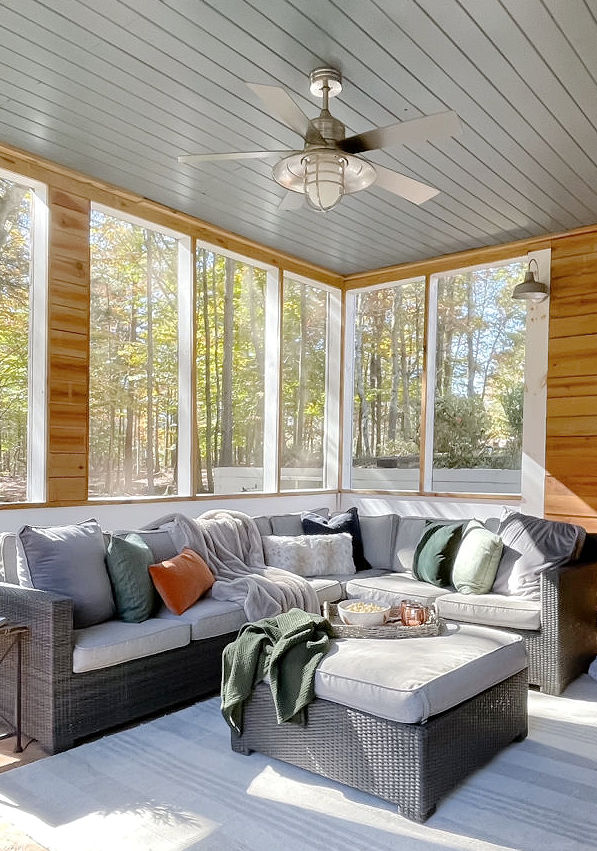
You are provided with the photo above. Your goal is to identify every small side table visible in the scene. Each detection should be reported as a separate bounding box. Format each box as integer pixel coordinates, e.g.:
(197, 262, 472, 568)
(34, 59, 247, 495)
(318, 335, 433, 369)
(0, 622, 29, 753)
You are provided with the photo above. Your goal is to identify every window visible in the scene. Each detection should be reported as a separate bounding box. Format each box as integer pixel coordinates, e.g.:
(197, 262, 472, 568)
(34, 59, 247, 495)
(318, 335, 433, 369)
(89, 207, 187, 497)
(347, 258, 529, 496)
(0, 171, 46, 503)
(281, 277, 329, 490)
(350, 279, 425, 491)
(430, 259, 527, 494)
(195, 247, 272, 494)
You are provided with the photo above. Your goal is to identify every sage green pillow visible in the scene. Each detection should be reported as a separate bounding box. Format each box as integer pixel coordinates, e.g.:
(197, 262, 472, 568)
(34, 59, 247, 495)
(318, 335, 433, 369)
(413, 522, 465, 587)
(105, 534, 157, 623)
(452, 520, 503, 595)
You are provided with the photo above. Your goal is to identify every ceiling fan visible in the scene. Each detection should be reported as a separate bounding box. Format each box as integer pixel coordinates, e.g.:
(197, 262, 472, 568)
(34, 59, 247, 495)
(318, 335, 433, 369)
(178, 68, 462, 213)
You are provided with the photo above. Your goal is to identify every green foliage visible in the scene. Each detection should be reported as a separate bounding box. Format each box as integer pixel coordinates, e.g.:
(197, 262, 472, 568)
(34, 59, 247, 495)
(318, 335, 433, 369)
(433, 396, 490, 467)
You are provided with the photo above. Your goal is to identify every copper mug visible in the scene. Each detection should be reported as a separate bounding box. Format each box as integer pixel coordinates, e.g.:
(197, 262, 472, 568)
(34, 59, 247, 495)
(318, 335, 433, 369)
(401, 600, 428, 626)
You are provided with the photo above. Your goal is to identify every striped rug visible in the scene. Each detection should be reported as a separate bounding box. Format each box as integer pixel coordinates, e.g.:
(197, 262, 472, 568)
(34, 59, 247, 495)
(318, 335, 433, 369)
(0, 675, 596, 851)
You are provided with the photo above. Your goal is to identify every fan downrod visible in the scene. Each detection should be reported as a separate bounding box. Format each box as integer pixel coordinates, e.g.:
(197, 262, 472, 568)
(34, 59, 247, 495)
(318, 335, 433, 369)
(309, 68, 342, 99)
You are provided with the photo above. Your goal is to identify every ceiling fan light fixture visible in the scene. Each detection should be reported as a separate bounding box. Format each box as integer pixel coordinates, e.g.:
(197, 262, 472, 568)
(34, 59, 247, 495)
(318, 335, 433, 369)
(512, 258, 549, 302)
(303, 150, 345, 212)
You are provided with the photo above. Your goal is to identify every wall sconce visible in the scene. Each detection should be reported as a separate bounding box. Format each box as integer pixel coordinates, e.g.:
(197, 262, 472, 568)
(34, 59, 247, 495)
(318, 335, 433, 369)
(512, 258, 549, 302)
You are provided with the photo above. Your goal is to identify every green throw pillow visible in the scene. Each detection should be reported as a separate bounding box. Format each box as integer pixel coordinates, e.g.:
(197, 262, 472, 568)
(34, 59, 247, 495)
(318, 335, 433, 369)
(105, 534, 157, 623)
(452, 520, 503, 595)
(413, 522, 464, 587)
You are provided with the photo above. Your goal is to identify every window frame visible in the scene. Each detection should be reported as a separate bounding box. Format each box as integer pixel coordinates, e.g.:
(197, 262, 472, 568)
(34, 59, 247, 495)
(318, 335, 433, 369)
(343, 253, 550, 501)
(89, 203, 191, 500)
(0, 167, 48, 504)
(280, 271, 342, 493)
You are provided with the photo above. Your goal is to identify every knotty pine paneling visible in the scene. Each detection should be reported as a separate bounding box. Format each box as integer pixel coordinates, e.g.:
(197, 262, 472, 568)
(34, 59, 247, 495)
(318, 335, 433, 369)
(545, 230, 597, 527)
(46, 187, 90, 505)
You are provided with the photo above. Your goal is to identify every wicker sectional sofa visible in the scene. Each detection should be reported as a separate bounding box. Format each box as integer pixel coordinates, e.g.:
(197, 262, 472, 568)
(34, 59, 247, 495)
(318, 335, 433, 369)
(0, 507, 595, 753)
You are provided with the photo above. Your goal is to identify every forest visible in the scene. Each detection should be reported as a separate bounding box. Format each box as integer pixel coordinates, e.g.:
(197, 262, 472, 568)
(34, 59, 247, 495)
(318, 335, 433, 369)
(0, 177, 31, 503)
(352, 261, 527, 475)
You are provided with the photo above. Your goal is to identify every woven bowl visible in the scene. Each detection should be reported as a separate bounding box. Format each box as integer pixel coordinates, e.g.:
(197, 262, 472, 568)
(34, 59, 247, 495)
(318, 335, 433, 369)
(337, 599, 391, 626)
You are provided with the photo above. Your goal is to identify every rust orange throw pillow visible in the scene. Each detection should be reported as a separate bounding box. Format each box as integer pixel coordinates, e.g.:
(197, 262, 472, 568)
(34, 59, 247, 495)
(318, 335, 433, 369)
(149, 548, 215, 615)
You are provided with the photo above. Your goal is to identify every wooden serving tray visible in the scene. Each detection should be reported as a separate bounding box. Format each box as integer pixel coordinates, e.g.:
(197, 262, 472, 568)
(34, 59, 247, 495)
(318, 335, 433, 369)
(322, 602, 441, 640)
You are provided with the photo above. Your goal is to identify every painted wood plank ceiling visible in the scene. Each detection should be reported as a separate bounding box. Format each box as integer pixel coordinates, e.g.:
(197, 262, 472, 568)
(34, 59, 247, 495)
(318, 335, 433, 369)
(1, 0, 597, 274)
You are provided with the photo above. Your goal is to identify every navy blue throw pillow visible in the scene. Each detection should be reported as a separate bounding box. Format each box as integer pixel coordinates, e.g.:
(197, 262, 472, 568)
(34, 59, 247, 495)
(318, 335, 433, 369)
(301, 507, 371, 572)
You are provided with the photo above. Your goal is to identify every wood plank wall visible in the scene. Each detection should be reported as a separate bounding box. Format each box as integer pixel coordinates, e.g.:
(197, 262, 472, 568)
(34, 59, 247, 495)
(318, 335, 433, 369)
(545, 232, 597, 531)
(47, 188, 90, 503)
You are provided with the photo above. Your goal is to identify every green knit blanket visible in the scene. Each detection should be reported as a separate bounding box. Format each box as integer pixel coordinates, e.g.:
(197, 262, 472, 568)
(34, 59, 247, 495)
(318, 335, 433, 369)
(221, 608, 333, 735)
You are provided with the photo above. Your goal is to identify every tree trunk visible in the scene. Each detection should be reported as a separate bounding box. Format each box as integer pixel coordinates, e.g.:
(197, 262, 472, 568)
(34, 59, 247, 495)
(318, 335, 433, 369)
(296, 285, 308, 450)
(219, 256, 235, 466)
(212, 258, 221, 465)
(354, 305, 370, 457)
(388, 288, 401, 443)
(145, 232, 155, 493)
(466, 274, 476, 398)
(201, 250, 214, 491)
(124, 295, 137, 491)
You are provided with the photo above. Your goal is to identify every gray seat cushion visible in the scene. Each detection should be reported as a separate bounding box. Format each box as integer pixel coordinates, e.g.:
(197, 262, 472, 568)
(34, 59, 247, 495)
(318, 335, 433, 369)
(157, 594, 246, 640)
(314, 623, 527, 724)
(346, 572, 452, 607)
(437, 592, 541, 631)
(72, 618, 190, 673)
(319, 568, 387, 596)
(359, 514, 399, 570)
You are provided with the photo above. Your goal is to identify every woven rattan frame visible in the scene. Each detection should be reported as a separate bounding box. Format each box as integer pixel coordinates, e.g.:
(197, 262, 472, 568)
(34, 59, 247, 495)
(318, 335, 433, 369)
(232, 669, 528, 823)
(0, 581, 235, 752)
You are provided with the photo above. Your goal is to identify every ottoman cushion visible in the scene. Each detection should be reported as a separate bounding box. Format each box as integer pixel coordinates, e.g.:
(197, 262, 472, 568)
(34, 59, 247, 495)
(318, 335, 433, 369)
(313, 623, 527, 724)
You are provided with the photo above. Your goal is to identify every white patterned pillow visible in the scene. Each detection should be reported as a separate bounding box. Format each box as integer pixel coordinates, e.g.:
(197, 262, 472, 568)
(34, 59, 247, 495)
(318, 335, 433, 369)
(262, 533, 355, 577)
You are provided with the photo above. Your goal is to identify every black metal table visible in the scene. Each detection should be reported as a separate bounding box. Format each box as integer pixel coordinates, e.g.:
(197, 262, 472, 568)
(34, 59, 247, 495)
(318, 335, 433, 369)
(0, 622, 28, 752)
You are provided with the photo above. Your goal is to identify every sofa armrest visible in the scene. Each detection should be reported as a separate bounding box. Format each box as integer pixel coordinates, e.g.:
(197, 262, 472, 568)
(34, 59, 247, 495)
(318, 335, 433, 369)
(0, 582, 74, 752)
(539, 560, 597, 691)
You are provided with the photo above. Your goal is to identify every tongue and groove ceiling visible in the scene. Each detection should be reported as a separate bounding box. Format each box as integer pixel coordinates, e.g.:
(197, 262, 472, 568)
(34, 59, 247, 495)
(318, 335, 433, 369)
(1, 0, 597, 275)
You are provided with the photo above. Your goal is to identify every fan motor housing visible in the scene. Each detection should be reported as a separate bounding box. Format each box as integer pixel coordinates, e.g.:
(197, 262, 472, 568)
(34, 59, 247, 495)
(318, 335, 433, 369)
(308, 113, 345, 145)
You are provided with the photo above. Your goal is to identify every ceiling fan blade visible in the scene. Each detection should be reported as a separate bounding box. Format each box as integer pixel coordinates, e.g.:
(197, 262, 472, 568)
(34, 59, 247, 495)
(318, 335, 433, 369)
(340, 110, 462, 154)
(178, 151, 291, 164)
(278, 190, 305, 211)
(246, 82, 324, 143)
(374, 165, 439, 205)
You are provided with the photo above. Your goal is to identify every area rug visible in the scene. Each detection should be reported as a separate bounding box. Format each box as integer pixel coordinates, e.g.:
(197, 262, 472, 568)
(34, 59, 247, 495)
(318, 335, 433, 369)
(0, 676, 596, 851)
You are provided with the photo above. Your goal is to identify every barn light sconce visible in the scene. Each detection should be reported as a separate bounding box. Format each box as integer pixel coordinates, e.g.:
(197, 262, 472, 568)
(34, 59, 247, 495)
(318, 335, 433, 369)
(512, 258, 549, 302)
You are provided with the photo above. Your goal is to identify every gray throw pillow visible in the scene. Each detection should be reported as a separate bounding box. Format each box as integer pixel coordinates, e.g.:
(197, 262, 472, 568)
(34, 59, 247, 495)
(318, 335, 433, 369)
(492, 510, 586, 599)
(270, 507, 329, 537)
(18, 519, 115, 628)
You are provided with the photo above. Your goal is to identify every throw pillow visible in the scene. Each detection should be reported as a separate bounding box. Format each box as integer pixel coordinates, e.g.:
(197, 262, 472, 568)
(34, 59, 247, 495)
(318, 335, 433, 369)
(452, 520, 503, 595)
(301, 507, 371, 571)
(492, 510, 586, 599)
(262, 533, 355, 577)
(17, 519, 115, 628)
(413, 521, 465, 587)
(105, 534, 158, 623)
(149, 547, 215, 615)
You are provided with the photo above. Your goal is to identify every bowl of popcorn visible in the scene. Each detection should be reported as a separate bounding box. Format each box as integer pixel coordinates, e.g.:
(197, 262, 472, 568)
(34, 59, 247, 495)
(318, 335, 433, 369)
(337, 598, 391, 626)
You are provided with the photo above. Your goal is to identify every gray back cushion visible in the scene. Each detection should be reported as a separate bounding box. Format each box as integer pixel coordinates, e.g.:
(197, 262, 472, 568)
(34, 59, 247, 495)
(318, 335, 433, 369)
(393, 517, 429, 573)
(114, 528, 178, 563)
(359, 515, 399, 570)
(270, 507, 329, 537)
(18, 519, 115, 628)
(0, 534, 18, 584)
(253, 516, 273, 537)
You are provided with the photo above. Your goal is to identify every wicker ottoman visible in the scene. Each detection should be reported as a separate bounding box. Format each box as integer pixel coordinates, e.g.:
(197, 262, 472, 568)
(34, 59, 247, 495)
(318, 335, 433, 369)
(231, 623, 528, 822)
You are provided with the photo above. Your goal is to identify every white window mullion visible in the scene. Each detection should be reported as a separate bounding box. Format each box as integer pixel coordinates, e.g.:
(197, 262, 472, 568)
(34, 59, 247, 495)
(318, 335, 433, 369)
(176, 236, 193, 496)
(263, 269, 281, 493)
(423, 275, 439, 493)
(323, 288, 342, 490)
(341, 292, 356, 491)
(27, 185, 48, 503)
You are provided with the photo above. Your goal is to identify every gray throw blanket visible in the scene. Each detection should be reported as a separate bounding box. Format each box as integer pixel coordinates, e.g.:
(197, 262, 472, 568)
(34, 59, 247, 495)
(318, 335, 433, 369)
(144, 510, 319, 621)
